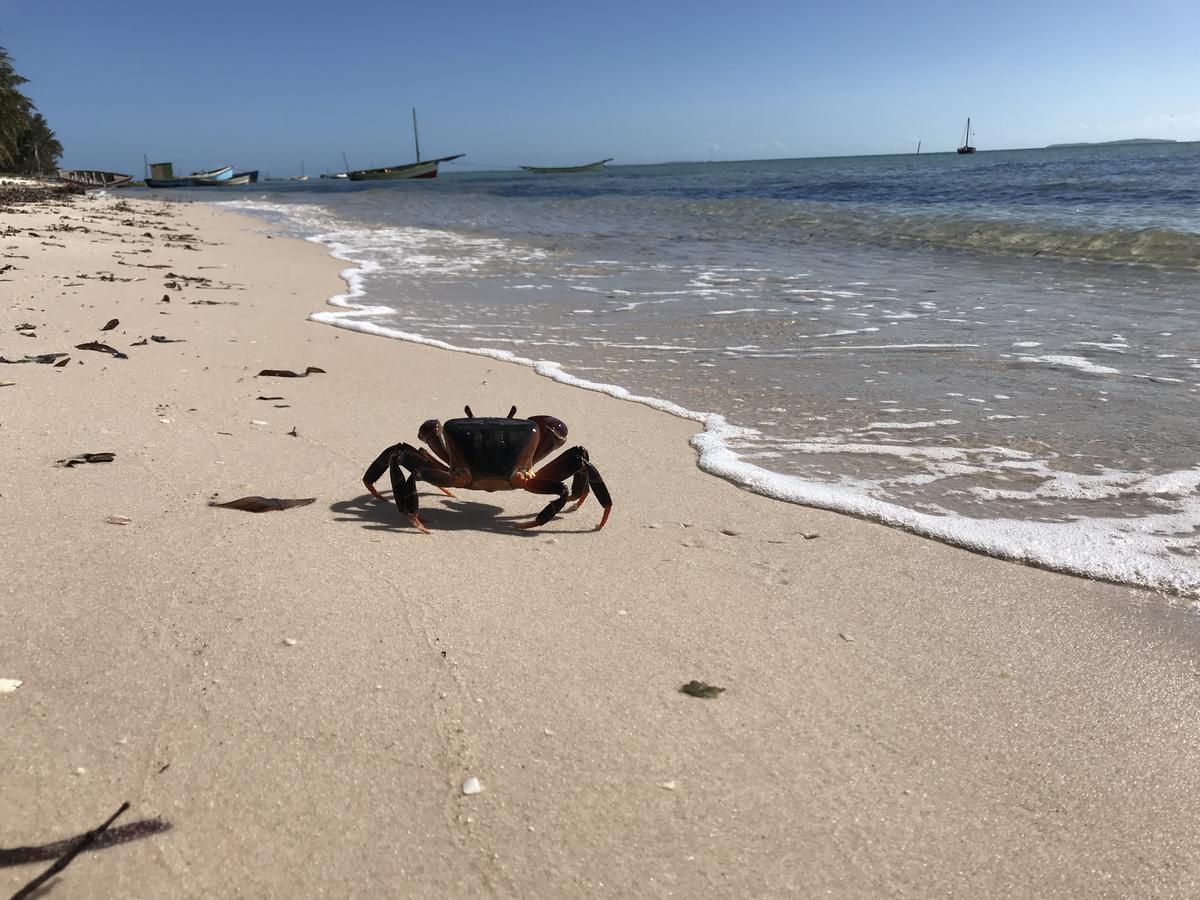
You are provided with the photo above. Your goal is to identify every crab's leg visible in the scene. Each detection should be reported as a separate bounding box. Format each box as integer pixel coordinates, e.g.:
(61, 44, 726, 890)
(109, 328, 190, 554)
(415, 447, 456, 497)
(513, 479, 570, 531)
(363, 442, 406, 502)
(520, 446, 613, 530)
(388, 450, 430, 534)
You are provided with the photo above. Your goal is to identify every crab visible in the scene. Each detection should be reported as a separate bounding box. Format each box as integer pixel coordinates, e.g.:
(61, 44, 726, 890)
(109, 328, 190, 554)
(363, 405, 612, 533)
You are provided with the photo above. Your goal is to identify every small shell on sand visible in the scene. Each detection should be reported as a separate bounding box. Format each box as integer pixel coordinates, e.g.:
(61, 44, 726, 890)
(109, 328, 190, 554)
(462, 777, 482, 795)
(0, 678, 22, 693)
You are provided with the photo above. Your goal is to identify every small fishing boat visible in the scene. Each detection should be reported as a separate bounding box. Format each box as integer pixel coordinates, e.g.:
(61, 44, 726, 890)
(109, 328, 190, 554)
(192, 169, 258, 186)
(520, 158, 613, 174)
(56, 169, 133, 189)
(348, 109, 463, 181)
(957, 118, 976, 154)
(146, 162, 233, 187)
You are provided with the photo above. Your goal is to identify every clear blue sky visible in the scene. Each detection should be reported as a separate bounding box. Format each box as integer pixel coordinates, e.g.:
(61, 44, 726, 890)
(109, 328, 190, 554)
(4, 0, 1198, 175)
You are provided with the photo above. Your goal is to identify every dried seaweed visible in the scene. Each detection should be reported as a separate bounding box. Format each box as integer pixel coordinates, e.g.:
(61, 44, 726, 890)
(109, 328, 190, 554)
(75, 341, 128, 360)
(53, 357, 69, 367)
(150, 335, 184, 343)
(679, 680, 725, 699)
(256, 366, 326, 378)
(256, 396, 284, 401)
(101, 318, 119, 331)
(209, 496, 316, 513)
(0, 353, 67, 365)
(56, 452, 115, 467)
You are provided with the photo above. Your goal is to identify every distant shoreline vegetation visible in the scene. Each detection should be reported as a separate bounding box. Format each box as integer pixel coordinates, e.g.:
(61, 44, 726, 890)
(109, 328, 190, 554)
(1045, 138, 1178, 149)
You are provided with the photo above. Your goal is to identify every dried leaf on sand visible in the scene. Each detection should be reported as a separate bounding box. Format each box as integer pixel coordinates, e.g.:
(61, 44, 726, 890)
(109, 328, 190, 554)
(209, 496, 317, 513)
(256, 366, 326, 378)
(74, 341, 128, 360)
(56, 452, 116, 467)
(679, 680, 726, 699)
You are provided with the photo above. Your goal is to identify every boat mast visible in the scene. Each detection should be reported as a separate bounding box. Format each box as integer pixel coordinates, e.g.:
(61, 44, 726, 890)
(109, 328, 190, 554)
(412, 108, 422, 163)
(964, 118, 971, 147)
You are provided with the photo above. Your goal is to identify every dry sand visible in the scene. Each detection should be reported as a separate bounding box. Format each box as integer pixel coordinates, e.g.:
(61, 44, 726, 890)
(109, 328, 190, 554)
(2, 192, 1199, 898)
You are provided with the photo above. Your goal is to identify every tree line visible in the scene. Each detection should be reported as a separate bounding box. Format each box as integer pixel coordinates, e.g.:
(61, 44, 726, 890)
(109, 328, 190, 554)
(1, 46, 63, 175)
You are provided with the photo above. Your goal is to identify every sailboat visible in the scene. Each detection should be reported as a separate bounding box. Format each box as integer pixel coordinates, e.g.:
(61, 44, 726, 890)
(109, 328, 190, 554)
(348, 109, 464, 181)
(957, 118, 976, 154)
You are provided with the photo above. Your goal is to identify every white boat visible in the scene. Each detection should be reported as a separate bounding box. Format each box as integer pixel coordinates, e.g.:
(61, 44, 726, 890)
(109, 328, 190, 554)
(520, 158, 613, 174)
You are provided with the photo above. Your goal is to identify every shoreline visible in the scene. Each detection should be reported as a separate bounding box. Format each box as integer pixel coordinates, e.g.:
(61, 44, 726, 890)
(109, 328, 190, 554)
(231, 202, 1200, 601)
(4, 193, 1200, 897)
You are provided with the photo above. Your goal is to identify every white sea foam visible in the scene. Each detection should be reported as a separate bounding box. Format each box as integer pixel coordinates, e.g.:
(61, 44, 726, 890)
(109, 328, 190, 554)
(1019, 355, 1122, 376)
(865, 419, 962, 430)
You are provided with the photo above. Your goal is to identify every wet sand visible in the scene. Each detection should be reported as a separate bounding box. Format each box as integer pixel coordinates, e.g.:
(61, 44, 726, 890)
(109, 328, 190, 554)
(2, 191, 1199, 898)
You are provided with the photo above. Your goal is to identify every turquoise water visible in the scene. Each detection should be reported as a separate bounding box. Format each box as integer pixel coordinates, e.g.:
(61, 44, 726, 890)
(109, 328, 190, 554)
(143, 142, 1200, 596)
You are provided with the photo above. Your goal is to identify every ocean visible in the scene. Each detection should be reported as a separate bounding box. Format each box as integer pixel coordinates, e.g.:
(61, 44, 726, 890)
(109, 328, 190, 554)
(141, 143, 1200, 597)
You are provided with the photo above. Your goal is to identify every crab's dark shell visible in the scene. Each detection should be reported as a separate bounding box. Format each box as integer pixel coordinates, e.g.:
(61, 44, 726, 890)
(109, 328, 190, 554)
(443, 417, 537, 479)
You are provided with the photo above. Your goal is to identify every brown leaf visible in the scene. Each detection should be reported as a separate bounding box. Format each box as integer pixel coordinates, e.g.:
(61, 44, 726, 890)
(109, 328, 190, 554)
(679, 680, 725, 699)
(209, 496, 317, 513)
(101, 318, 119, 331)
(75, 341, 128, 360)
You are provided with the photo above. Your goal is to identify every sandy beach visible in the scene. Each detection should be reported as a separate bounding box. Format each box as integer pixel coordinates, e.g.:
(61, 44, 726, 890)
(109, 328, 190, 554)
(3, 190, 1200, 898)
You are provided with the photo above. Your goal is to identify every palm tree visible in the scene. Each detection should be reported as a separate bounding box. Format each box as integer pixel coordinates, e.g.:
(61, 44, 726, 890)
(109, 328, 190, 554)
(0, 47, 33, 168)
(14, 112, 63, 174)
(0, 46, 61, 174)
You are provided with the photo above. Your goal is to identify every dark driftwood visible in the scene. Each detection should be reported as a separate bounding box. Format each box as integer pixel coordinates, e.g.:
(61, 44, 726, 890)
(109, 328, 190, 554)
(4, 803, 171, 900)
(0, 814, 171, 868)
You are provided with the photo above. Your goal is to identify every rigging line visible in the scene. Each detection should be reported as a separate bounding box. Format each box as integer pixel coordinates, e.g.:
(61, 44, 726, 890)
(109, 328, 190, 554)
(450, 161, 525, 171)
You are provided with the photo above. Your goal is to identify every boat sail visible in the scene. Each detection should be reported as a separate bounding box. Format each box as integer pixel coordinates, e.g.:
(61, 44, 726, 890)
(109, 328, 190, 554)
(348, 109, 463, 181)
(520, 158, 613, 174)
(957, 118, 976, 154)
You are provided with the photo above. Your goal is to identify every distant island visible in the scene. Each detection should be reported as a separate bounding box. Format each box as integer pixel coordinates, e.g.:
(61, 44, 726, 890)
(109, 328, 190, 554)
(1045, 138, 1177, 149)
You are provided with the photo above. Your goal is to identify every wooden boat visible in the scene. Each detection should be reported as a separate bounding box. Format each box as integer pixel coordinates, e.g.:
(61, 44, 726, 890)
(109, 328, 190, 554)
(520, 158, 613, 174)
(192, 169, 259, 186)
(146, 162, 233, 187)
(957, 118, 976, 154)
(348, 109, 463, 181)
(57, 169, 133, 189)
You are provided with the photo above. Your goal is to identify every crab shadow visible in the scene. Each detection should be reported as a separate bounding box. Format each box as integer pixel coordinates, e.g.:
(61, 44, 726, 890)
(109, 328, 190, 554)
(331, 492, 601, 536)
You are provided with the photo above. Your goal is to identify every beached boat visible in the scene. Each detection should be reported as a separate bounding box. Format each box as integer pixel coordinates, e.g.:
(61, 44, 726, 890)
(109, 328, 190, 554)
(348, 109, 463, 181)
(957, 118, 976, 154)
(146, 162, 233, 188)
(56, 169, 133, 189)
(520, 158, 613, 174)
